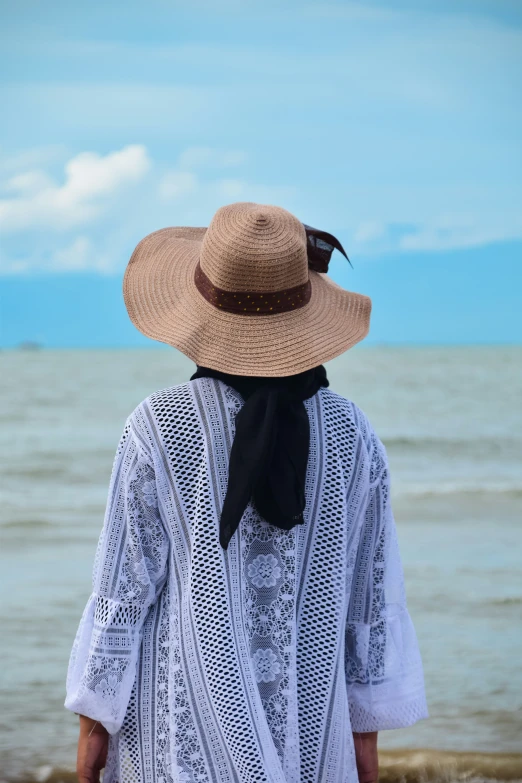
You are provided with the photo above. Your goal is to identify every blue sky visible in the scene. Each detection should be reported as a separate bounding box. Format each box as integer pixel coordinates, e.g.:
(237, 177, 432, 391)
(1, 0, 521, 346)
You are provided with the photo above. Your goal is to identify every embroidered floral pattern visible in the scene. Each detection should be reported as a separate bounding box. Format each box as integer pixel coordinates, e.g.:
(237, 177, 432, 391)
(252, 648, 281, 683)
(94, 673, 119, 701)
(239, 494, 300, 768)
(251, 604, 273, 636)
(247, 553, 282, 588)
(142, 479, 158, 508)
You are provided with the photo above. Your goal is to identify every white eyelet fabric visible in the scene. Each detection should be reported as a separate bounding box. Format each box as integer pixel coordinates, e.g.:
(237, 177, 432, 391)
(65, 378, 428, 783)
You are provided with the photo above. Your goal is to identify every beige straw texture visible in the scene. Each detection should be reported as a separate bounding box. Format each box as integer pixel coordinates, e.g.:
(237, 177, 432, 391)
(199, 203, 309, 292)
(123, 202, 372, 376)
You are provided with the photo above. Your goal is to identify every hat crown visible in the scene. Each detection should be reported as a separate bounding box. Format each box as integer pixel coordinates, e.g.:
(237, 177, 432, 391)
(200, 202, 308, 293)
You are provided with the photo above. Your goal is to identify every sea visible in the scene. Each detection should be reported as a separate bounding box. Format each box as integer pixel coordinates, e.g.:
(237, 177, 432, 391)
(0, 346, 521, 782)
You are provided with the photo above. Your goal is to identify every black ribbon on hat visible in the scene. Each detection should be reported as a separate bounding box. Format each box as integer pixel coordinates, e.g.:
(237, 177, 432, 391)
(193, 223, 352, 317)
(304, 224, 353, 273)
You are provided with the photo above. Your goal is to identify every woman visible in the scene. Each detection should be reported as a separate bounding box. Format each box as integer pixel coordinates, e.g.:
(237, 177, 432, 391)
(65, 202, 428, 783)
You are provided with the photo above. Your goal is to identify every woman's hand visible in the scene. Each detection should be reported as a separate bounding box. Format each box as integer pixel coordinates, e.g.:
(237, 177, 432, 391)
(352, 731, 379, 783)
(76, 714, 109, 783)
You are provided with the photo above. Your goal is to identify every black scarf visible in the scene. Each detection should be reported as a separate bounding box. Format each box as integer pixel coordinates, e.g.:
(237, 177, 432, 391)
(190, 365, 329, 550)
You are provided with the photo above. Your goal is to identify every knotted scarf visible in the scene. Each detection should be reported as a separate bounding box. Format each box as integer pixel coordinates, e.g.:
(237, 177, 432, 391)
(190, 365, 329, 549)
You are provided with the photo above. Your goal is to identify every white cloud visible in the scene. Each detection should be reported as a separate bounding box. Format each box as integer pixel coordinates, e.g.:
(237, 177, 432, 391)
(0, 235, 119, 276)
(3, 170, 55, 195)
(158, 148, 250, 200)
(0, 145, 67, 175)
(0, 144, 298, 274)
(158, 171, 250, 204)
(158, 147, 295, 210)
(159, 171, 199, 200)
(50, 236, 116, 272)
(53, 236, 92, 269)
(354, 221, 386, 244)
(0, 256, 32, 274)
(0, 144, 150, 233)
(216, 179, 248, 201)
(346, 209, 522, 256)
(399, 217, 522, 253)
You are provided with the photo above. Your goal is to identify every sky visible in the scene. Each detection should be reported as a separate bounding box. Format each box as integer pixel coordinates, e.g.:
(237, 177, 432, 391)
(1, 0, 521, 347)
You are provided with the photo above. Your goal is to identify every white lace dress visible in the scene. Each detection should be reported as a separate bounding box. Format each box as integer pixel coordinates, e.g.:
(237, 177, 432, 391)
(64, 378, 428, 783)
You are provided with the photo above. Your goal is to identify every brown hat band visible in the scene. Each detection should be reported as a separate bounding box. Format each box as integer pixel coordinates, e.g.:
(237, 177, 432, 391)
(194, 262, 312, 316)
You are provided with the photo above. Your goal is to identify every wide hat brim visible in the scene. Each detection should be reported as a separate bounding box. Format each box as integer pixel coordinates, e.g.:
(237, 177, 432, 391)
(123, 226, 372, 376)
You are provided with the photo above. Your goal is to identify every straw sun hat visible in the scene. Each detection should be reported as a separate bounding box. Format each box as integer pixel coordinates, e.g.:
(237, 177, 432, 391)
(123, 201, 371, 376)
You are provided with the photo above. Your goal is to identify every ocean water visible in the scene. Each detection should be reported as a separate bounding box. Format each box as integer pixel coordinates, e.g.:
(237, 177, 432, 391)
(0, 346, 521, 782)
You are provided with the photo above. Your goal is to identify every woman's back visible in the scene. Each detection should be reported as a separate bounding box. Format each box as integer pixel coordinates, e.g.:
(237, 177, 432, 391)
(66, 377, 427, 782)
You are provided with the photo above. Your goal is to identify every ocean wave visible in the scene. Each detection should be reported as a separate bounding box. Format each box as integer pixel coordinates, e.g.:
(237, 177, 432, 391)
(394, 481, 522, 499)
(489, 596, 522, 607)
(0, 519, 55, 530)
(383, 435, 522, 449)
(7, 750, 522, 783)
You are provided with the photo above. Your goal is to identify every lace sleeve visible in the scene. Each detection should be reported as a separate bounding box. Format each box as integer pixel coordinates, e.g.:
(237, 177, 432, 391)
(64, 414, 170, 734)
(345, 432, 428, 732)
